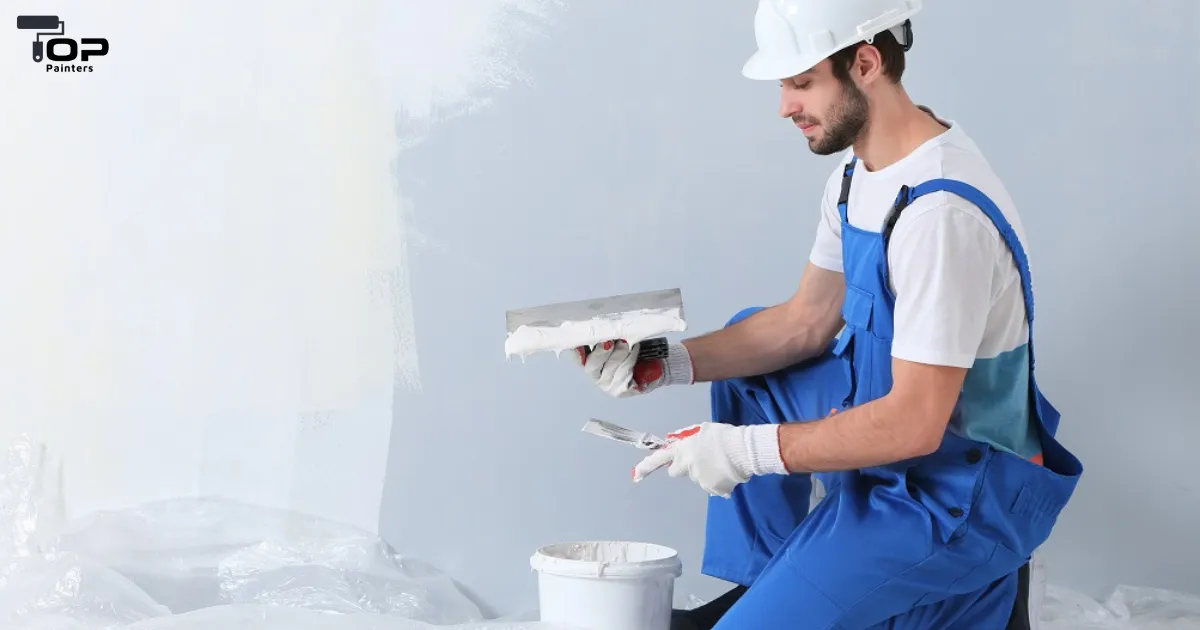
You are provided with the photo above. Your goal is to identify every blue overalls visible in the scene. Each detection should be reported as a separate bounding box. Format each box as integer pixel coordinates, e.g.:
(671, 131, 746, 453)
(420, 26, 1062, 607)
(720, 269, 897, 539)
(700, 158, 1084, 629)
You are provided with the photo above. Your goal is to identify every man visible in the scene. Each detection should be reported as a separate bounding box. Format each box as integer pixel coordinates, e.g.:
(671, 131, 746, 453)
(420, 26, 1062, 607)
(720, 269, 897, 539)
(570, 1, 1083, 628)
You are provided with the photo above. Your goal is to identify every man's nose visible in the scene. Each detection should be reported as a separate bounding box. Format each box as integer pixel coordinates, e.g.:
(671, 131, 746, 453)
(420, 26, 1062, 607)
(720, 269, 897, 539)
(779, 92, 801, 119)
(777, 95, 796, 118)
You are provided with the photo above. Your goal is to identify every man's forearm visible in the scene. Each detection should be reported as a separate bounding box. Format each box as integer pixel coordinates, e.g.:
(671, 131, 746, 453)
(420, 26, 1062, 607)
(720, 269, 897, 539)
(775, 397, 941, 473)
(682, 304, 832, 383)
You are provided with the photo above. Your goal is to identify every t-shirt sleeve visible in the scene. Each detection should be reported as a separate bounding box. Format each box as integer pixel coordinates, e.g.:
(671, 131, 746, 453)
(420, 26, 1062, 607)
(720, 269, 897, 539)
(888, 203, 998, 368)
(808, 175, 844, 272)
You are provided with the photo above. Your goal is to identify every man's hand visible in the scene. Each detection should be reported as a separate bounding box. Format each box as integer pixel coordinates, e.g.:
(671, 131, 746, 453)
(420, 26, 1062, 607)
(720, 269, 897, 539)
(631, 423, 789, 498)
(572, 340, 693, 398)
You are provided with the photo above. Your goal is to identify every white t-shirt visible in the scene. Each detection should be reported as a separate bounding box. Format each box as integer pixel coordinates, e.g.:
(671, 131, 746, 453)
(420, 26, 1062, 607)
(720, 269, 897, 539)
(808, 108, 1041, 460)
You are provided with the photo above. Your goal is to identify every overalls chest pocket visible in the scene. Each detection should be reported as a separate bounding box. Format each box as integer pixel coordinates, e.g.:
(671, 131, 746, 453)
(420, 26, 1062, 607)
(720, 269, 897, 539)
(832, 283, 878, 407)
(841, 283, 874, 332)
(833, 283, 875, 355)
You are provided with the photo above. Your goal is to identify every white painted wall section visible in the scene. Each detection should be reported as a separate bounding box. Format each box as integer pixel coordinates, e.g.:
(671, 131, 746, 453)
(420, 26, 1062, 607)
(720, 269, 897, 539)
(0, 0, 433, 533)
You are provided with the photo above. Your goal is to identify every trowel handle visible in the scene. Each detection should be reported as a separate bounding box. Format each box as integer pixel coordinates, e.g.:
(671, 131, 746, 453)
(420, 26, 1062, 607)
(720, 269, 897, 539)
(577, 337, 669, 361)
(636, 337, 670, 360)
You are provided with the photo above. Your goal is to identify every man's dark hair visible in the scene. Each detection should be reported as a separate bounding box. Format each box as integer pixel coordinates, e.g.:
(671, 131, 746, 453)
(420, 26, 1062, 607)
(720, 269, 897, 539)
(828, 27, 908, 84)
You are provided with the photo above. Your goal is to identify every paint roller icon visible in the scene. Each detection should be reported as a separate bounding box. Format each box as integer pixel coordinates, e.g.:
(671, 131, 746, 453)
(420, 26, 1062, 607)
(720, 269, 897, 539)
(16, 15, 64, 63)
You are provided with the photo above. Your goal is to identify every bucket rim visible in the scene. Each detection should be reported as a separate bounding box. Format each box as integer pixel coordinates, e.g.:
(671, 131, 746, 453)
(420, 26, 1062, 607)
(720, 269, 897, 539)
(530, 540, 683, 579)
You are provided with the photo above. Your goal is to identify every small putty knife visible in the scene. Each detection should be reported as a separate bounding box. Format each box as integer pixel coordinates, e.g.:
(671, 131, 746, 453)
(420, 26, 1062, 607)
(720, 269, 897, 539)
(581, 418, 666, 450)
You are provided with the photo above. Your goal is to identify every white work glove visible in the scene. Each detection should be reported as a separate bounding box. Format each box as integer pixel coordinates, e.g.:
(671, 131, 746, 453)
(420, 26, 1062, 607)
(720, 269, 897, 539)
(572, 340, 693, 398)
(631, 423, 789, 498)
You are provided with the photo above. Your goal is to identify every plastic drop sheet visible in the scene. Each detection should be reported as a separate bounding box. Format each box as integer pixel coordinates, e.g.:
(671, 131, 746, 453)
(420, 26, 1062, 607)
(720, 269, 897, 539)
(3, 434, 1198, 630)
(1041, 583, 1200, 630)
(0, 435, 582, 630)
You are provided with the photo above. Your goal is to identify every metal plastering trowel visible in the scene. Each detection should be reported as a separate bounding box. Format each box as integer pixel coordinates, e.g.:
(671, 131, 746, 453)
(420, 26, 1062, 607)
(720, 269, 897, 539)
(581, 418, 666, 450)
(503, 288, 686, 359)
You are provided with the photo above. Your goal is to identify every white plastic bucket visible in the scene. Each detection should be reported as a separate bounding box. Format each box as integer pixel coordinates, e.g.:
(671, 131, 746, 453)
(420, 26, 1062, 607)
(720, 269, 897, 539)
(530, 540, 683, 630)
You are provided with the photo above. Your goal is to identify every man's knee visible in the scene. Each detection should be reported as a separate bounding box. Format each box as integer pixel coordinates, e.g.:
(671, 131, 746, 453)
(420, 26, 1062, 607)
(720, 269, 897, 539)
(726, 306, 766, 328)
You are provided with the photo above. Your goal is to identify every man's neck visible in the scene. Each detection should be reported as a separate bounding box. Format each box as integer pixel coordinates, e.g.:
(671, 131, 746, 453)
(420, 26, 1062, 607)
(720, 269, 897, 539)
(853, 89, 949, 172)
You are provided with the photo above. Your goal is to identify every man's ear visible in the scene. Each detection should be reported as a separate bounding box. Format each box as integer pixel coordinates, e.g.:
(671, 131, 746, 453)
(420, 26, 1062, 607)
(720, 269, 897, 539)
(853, 43, 886, 85)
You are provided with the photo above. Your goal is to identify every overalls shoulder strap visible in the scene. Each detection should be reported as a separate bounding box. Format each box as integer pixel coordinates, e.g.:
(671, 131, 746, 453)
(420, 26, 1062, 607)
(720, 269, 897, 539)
(886, 178, 1036, 361)
(836, 158, 1054, 436)
(837, 157, 1036, 358)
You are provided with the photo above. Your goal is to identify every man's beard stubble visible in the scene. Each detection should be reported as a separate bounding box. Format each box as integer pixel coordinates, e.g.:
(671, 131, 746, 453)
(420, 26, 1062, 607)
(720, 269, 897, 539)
(808, 80, 870, 156)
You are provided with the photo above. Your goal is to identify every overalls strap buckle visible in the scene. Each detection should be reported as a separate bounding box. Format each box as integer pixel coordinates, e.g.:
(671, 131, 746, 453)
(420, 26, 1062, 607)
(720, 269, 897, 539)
(836, 159, 857, 224)
(882, 184, 913, 246)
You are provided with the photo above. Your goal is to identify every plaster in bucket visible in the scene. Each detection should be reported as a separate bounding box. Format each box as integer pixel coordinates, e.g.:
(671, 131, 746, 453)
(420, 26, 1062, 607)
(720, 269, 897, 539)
(530, 541, 682, 630)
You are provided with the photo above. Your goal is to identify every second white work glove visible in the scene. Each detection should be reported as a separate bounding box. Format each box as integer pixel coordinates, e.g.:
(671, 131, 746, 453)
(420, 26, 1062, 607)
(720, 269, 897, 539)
(572, 340, 694, 398)
(631, 423, 789, 498)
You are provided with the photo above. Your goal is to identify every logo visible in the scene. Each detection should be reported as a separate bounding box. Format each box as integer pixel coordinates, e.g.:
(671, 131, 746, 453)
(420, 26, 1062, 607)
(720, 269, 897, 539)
(16, 15, 108, 72)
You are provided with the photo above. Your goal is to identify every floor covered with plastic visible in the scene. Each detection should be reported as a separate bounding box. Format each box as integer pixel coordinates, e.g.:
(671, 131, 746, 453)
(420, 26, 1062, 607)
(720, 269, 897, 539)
(2, 435, 1197, 629)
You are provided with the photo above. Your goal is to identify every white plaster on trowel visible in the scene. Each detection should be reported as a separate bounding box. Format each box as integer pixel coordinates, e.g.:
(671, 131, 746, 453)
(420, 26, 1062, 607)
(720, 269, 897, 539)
(0, 0, 558, 533)
(504, 307, 688, 358)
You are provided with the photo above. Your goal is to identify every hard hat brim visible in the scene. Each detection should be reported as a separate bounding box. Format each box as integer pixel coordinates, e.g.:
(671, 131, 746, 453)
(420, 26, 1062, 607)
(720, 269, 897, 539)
(741, 51, 819, 81)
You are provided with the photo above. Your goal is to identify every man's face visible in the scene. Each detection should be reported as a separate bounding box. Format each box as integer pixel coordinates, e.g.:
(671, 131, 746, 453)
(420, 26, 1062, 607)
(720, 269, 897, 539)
(778, 60, 869, 155)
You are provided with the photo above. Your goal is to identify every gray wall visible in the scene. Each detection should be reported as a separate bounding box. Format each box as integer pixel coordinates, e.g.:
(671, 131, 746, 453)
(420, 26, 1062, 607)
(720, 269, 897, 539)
(381, 0, 1200, 616)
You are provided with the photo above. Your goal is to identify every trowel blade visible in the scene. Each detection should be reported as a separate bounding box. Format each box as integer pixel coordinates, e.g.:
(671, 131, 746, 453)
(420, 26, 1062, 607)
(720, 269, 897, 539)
(504, 288, 684, 334)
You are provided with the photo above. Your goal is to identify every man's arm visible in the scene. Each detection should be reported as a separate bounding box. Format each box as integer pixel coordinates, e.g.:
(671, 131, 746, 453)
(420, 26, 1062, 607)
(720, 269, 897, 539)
(775, 357, 967, 473)
(629, 356, 967, 494)
(682, 262, 845, 383)
(776, 203, 998, 472)
(631, 204, 1005, 492)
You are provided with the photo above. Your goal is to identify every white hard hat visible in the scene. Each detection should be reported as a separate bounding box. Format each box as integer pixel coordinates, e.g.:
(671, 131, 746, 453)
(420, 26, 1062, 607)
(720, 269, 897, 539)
(742, 0, 922, 81)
